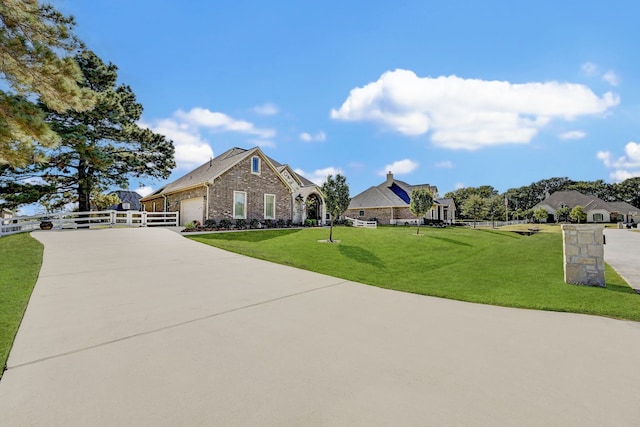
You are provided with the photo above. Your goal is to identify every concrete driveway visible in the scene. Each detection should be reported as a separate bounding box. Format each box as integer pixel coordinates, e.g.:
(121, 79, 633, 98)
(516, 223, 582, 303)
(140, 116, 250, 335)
(604, 228, 640, 291)
(1, 227, 639, 426)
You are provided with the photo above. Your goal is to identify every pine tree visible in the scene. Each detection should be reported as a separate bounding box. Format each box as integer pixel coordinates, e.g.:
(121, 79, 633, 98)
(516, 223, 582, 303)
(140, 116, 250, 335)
(13, 50, 174, 212)
(0, 0, 95, 167)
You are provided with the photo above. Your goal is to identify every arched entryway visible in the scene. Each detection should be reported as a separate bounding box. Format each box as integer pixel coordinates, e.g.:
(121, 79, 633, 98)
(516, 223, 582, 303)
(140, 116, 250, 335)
(306, 193, 323, 224)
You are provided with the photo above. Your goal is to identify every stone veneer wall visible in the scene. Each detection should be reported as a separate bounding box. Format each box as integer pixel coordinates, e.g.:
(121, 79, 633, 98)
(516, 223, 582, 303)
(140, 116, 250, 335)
(561, 224, 605, 287)
(343, 207, 420, 225)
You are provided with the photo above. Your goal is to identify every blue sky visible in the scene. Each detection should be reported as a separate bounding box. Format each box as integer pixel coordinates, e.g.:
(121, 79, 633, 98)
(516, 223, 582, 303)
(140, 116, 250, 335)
(52, 0, 640, 198)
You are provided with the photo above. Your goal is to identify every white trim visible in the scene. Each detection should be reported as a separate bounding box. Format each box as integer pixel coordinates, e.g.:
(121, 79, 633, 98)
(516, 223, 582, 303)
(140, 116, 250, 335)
(233, 191, 247, 219)
(264, 193, 275, 219)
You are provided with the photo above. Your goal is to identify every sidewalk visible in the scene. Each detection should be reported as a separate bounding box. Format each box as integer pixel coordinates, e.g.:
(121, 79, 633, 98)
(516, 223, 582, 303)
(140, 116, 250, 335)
(1, 227, 639, 426)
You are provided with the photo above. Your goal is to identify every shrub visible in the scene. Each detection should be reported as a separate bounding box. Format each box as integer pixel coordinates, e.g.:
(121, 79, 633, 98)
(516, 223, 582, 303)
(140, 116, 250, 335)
(249, 218, 260, 229)
(345, 219, 353, 227)
(184, 221, 196, 230)
(286, 219, 293, 227)
(219, 218, 232, 230)
(204, 219, 217, 228)
(276, 219, 285, 228)
(235, 219, 246, 229)
(264, 219, 274, 228)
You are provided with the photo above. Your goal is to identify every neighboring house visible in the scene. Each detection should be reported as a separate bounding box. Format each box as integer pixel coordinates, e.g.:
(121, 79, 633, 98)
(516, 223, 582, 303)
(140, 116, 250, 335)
(140, 147, 325, 226)
(533, 190, 639, 223)
(344, 172, 456, 225)
(108, 190, 143, 211)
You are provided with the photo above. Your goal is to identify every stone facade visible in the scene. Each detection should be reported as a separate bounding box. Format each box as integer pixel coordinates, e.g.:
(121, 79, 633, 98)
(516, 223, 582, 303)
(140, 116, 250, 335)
(208, 156, 292, 221)
(561, 224, 605, 287)
(141, 155, 293, 223)
(344, 206, 421, 225)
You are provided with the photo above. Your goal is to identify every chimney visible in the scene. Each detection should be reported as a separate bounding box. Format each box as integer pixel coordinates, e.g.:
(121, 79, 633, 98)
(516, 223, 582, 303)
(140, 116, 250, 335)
(386, 171, 393, 186)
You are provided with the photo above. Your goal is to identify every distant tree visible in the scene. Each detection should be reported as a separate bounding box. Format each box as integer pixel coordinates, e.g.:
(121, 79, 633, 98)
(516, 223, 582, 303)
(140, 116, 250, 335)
(0, 0, 96, 167)
(91, 191, 120, 211)
(409, 187, 434, 234)
(462, 194, 487, 228)
(321, 174, 350, 242)
(7, 51, 175, 212)
(533, 207, 548, 223)
(486, 195, 506, 228)
(614, 177, 640, 208)
(555, 206, 571, 223)
(570, 206, 587, 223)
(445, 185, 497, 219)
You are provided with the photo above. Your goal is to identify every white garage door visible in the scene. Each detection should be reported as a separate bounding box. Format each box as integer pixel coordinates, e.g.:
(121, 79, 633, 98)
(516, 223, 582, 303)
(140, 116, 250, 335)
(180, 197, 204, 226)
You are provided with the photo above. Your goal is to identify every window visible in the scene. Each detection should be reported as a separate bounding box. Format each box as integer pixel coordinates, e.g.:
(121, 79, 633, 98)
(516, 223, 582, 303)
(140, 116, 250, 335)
(251, 156, 260, 174)
(593, 213, 604, 222)
(264, 194, 275, 219)
(121, 202, 130, 210)
(233, 191, 247, 219)
(359, 210, 365, 217)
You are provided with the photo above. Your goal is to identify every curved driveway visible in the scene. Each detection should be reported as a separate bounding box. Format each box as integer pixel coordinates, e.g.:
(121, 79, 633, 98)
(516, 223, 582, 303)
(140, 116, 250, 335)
(1, 227, 639, 426)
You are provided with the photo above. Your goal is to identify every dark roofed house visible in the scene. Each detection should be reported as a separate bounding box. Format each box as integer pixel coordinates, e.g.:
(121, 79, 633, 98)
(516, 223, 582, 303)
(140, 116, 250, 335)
(344, 172, 455, 225)
(533, 190, 639, 223)
(140, 147, 324, 226)
(109, 190, 143, 211)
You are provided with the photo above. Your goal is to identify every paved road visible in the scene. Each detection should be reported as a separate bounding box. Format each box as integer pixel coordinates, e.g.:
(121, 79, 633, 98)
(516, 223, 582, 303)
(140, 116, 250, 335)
(1, 228, 639, 426)
(604, 228, 640, 291)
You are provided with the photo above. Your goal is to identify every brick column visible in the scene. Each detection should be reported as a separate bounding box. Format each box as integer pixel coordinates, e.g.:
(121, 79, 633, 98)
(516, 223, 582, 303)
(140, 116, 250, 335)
(561, 224, 605, 287)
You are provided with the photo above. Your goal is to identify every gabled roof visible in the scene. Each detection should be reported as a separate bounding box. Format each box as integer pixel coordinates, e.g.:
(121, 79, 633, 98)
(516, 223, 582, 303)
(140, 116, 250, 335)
(348, 173, 439, 209)
(140, 147, 318, 201)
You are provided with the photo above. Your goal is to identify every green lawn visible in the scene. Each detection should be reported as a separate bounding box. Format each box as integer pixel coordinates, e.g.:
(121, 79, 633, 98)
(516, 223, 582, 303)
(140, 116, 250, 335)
(189, 226, 640, 322)
(0, 233, 43, 380)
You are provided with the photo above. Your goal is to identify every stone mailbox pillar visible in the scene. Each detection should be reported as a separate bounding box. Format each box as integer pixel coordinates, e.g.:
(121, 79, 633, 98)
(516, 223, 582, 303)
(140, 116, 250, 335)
(561, 224, 605, 287)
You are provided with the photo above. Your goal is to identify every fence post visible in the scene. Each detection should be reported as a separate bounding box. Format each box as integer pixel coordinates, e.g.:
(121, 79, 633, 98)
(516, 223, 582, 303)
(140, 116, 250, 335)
(110, 210, 116, 228)
(142, 211, 147, 227)
(58, 213, 63, 230)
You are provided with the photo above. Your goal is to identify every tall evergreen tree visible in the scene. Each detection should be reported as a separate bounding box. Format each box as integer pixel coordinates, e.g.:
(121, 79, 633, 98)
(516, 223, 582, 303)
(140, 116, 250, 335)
(11, 50, 174, 212)
(0, 0, 95, 167)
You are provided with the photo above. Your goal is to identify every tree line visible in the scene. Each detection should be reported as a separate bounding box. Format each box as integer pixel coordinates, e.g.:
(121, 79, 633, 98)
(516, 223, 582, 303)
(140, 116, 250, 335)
(445, 176, 640, 222)
(0, 1, 175, 213)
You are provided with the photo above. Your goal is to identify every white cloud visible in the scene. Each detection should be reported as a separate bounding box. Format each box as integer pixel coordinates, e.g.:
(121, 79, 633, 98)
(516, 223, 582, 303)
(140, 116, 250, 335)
(253, 103, 279, 115)
(581, 62, 599, 76)
(139, 119, 213, 170)
(602, 70, 620, 86)
(135, 186, 155, 197)
(378, 159, 419, 176)
(331, 69, 619, 150)
(435, 160, 454, 169)
(141, 106, 279, 170)
(300, 131, 327, 142)
(294, 166, 343, 186)
(176, 107, 275, 139)
(558, 130, 586, 140)
(597, 141, 640, 181)
(582, 62, 620, 87)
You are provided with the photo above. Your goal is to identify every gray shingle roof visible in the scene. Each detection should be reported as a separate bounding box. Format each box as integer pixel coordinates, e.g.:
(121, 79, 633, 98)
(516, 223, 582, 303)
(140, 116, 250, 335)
(141, 147, 317, 200)
(348, 175, 439, 209)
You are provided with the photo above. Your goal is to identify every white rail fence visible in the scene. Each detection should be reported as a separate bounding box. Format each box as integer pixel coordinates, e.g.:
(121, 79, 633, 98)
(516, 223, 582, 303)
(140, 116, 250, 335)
(345, 217, 377, 228)
(1, 210, 179, 237)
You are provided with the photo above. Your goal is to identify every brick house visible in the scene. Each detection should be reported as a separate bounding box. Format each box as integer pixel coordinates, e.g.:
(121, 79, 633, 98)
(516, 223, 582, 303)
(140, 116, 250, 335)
(344, 172, 455, 225)
(140, 147, 325, 226)
(532, 190, 639, 223)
